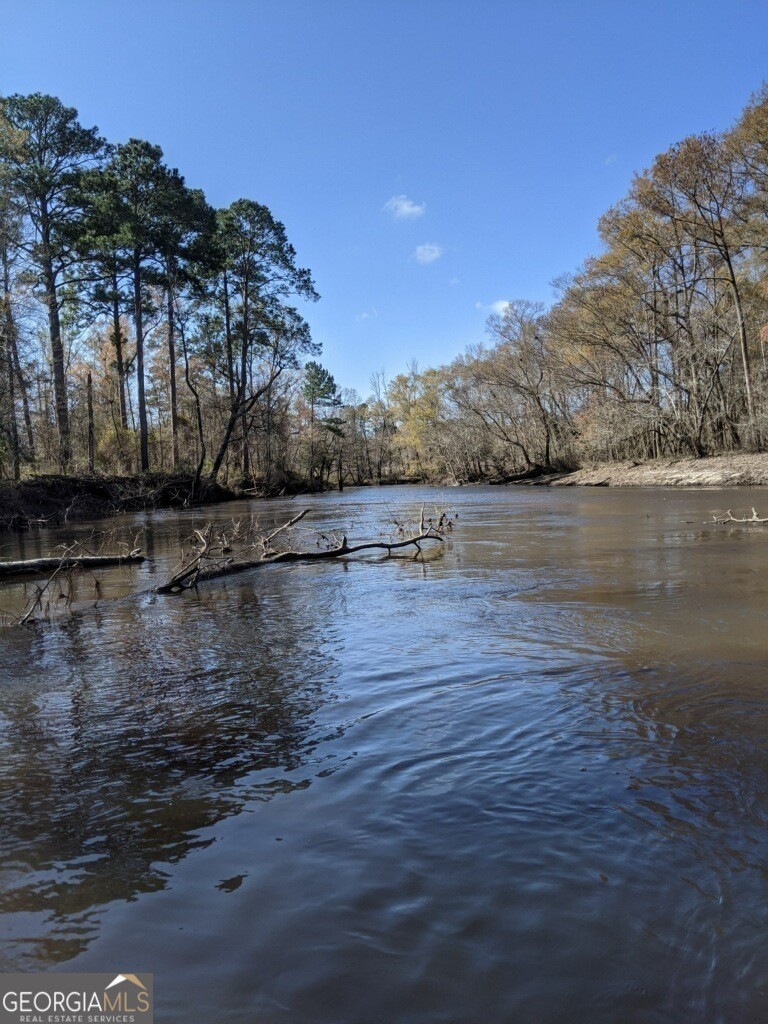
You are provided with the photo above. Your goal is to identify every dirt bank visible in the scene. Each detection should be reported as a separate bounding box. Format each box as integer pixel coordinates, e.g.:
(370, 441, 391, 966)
(0, 474, 241, 531)
(535, 453, 768, 488)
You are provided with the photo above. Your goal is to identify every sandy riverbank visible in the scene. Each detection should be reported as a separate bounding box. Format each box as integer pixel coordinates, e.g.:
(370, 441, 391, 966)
(537, 453, 768, 488)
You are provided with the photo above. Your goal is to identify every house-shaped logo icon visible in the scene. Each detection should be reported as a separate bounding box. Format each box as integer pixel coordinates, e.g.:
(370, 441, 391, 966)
(105, 974, 148, 992)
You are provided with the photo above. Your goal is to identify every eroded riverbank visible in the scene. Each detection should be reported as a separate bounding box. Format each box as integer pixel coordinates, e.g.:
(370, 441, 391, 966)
(0, 473, 243, 531)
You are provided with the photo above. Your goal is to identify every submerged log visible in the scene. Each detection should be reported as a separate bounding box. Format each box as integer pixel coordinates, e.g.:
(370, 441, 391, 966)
(0, 553, 146, 579)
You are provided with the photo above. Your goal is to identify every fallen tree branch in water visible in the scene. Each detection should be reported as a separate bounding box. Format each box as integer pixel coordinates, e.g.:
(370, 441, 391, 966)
(0, 553, 145, 579)
(158, 507, 454, 594)
(5, 532, 146, 626)
(16, 563, 71, 626)
(712, 508, 768, 525)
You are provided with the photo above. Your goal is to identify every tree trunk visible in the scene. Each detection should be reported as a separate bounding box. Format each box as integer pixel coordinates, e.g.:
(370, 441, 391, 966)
(86, 370, 95, 473)
(178, 319, 205, 498)
(239, 288, 250, 479)
(209, 371, 282, 483)
(111, 272, 128, 430)
(133, 252, 149, 471)
(166, 270, 179, 469)
(10, 332, 35, 463)
(724, 254, 753, 436)
(4, 312, 20, 481)
(210, 403, 240, 482)
(1, 254, 20, 480)
(240, 341, 249, 480)
(308, 397, 315, 483)
(209, 272, 239, 483)
(40, 209, 70, 469)
(222, 270, 235, 406)
(264, 378, 273, 485)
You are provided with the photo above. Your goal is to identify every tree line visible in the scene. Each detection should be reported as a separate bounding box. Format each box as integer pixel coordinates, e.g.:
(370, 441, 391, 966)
(2, 88, 768, 492)
(354, 86, 768, 483)
(0, 92, 326, 490)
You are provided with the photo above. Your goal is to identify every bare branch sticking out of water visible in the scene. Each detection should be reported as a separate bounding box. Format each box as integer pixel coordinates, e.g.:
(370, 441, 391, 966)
(5, 530, 146, 626)
(158, 508, 456, 595)
(711, 508, 768, 525)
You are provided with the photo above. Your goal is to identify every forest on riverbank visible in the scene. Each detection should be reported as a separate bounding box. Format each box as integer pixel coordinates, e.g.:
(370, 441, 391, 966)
(1, 87, 768, 502)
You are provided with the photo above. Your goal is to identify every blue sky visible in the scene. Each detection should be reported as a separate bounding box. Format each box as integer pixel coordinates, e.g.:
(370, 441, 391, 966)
(2, 0, 768, 396)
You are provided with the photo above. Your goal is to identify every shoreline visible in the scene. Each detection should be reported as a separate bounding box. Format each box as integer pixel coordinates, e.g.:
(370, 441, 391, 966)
(526, 453, 768, 489)
(2, 453, 768, 533)
(0, 473, 246, 532)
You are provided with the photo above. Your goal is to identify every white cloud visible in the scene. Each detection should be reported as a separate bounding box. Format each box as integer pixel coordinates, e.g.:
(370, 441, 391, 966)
(476, 299, 510, 315)
(604, 153, 617, 166)
(356, 307, 378, 322)
(449, 276, 459, 286)
(412, 242, 443, 265)
(383, 194, 426, 219)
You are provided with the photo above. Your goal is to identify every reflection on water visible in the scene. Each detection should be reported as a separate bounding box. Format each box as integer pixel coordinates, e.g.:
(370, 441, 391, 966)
(0, 575, 344, 968)
(1, 486, 767, 1022)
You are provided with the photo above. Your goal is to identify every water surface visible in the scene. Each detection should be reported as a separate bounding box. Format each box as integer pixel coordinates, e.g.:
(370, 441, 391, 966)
(1, 486, 767, 1023)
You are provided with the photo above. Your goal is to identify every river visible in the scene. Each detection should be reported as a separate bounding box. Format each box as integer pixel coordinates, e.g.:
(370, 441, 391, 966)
(0, 485, 767, 1023)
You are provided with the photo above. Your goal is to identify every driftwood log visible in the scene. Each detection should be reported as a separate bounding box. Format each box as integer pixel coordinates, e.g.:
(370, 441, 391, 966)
(0, 553, 146, 579)
(712, 508, 768, 524)
(158, 507, 453, 594)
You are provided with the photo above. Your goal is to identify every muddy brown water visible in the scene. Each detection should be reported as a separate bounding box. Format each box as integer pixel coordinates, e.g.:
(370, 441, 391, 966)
(0, 485, 767, 1023)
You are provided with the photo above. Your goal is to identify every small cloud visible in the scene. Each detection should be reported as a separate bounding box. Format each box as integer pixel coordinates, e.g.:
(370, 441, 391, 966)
(412, 242, 443, 264)
(383, 194, 425, 219)
(604, 153, 617, 166)
(476, 299, 510, 315)
(449, 276, 459, 286)
(355, 307, 378, 322)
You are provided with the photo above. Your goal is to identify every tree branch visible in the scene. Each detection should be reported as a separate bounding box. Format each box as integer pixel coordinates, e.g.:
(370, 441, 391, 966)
(157, 509, 453, 594)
